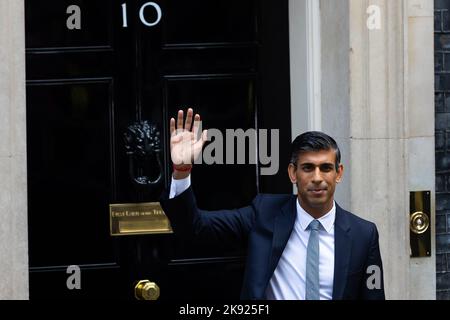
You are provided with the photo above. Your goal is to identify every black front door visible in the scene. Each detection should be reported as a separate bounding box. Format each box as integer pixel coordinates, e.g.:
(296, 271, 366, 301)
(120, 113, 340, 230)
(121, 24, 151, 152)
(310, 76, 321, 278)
(26, 0, 291, 299)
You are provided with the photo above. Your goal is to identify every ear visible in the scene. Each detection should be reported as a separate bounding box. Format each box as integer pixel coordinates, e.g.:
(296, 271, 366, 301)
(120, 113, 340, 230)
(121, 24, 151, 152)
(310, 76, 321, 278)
(288, 163, 297, 184)
(336, 164, 344, 183)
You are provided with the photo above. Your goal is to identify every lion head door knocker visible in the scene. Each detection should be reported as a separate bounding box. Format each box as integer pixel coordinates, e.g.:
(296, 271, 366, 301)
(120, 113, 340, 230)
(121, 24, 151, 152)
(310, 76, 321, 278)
(124, 121, 163, 190)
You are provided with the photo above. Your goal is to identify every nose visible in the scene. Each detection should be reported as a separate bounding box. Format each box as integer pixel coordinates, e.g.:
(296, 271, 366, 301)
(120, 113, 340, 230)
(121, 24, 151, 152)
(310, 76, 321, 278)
(312, 167, 323, 183)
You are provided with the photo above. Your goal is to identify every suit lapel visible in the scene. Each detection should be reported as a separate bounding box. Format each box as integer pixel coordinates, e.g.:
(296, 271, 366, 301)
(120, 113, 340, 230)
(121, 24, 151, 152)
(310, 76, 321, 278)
(267, 195, 297, 283)
(264, 199, 352, 299)
(332, 204, 352, 299)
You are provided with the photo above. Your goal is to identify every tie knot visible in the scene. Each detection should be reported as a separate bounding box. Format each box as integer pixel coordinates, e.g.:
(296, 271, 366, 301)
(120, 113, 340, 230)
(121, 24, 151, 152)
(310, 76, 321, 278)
(309, 219, 320, 231)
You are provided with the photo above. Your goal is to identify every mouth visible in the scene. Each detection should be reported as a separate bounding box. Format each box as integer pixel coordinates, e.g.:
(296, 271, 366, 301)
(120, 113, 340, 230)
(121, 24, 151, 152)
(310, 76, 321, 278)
(308, 188, 327, 196)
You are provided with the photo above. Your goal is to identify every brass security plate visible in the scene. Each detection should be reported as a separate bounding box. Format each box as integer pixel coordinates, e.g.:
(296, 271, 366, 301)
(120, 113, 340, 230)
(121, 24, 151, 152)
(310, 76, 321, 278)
(109, 202, 173, 236)
(410, 191, 431, 257)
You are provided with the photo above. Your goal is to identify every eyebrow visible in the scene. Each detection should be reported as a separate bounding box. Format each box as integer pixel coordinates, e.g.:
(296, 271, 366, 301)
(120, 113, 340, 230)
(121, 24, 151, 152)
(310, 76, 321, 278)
(299, 162, 334, 166)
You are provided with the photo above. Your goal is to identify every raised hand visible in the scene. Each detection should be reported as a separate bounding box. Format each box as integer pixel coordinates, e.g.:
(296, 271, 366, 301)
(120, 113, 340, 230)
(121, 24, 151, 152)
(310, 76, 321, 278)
(170, 108, 207, 168)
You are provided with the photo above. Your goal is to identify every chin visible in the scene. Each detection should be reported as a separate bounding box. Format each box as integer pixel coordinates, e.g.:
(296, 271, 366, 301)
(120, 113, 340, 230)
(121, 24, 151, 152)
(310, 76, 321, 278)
(308, 199, 328, 207)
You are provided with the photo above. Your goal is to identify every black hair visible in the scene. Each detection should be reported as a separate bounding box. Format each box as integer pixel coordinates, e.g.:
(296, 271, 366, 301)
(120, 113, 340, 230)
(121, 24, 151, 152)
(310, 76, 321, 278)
(290, 131, 341, 171)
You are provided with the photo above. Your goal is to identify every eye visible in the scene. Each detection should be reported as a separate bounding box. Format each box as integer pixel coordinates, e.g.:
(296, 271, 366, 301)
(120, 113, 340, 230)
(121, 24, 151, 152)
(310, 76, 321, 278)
(320, 164, 334, 172)
(301, 165, 314, 172)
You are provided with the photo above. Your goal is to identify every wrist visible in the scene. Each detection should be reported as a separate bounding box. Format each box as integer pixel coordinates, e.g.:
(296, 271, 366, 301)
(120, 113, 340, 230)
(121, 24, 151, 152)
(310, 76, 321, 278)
(173, 163, 192, 171)
(172, 164, 192, 180)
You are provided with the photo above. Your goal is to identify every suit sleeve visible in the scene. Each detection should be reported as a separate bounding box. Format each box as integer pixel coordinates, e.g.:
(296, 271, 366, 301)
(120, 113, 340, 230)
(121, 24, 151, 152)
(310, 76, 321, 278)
(160, 185, 258, 249)
(360, 224, 385, 300)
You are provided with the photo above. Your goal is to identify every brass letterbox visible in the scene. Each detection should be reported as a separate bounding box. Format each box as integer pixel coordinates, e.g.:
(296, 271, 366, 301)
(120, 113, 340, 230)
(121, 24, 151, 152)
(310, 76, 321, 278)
(109, 202, 173, 236)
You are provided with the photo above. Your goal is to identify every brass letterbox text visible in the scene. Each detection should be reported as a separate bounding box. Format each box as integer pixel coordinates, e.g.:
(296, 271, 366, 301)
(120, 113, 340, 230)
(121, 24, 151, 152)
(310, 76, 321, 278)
(109, 202, 173, 236)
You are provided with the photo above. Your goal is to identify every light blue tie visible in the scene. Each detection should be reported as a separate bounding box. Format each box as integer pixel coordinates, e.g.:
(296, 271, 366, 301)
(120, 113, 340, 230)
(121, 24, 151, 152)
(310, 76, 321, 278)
(305, 219, 320, 300)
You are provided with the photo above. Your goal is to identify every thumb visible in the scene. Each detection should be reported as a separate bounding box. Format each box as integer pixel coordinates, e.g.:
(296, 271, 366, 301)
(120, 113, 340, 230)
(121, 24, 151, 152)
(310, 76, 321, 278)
(193, 130, 208, 151)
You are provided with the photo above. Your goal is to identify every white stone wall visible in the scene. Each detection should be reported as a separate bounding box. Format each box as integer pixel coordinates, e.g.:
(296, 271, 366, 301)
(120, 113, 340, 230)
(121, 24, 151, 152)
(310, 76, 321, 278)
(348, 0, 411, 300)
(317, 0, 436, 299)
(0, 0, 29, 299)
(406, 0, 436, 300)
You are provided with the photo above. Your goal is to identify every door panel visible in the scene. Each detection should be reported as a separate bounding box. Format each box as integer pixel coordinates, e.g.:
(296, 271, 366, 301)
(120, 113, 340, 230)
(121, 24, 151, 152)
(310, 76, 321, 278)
(26, 0, 112, 49)
(27, 80, 115, 266)
(26, 0, 291, 299)
(161, 0, 256, 44)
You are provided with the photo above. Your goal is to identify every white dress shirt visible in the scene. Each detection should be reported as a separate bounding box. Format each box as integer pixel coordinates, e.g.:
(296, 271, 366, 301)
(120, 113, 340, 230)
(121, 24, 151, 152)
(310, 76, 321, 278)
(265, 200, 335, 300)
(169, 176, 335, 300)
(169, 175, 191, 199)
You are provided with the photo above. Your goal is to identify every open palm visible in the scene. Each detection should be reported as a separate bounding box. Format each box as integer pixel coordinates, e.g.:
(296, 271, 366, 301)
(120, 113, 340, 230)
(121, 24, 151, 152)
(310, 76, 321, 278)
(170, 109, 207, 165)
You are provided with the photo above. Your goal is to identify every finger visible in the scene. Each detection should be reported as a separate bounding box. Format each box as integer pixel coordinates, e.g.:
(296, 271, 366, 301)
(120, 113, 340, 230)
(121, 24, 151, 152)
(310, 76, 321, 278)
(170, 118, 176, 137)
(184, 108, 193, 131)
(202, 129, 208, 142)
(177, 110, 184, 130)
(192, 114, 201, 140)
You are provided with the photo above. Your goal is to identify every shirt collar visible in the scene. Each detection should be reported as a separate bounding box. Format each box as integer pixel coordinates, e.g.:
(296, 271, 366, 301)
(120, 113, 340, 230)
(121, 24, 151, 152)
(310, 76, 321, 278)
(297, 198, 335, 233)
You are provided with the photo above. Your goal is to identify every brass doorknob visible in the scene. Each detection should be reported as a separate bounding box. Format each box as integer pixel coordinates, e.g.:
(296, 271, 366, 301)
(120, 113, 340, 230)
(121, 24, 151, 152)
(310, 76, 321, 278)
(134, 280, 160, 300)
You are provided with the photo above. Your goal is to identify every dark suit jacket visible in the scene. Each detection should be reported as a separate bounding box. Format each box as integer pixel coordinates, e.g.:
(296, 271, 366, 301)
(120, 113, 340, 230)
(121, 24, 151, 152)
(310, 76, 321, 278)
(160, 186, 385, 300)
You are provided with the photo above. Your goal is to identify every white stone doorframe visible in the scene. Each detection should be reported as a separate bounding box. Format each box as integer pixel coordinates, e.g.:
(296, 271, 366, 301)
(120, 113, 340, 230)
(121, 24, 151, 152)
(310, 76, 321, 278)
(289, 0, 323, 197)
(289, 0, 322, 138)
(289, 0, 436, 299)
(0, 0, 29, 299)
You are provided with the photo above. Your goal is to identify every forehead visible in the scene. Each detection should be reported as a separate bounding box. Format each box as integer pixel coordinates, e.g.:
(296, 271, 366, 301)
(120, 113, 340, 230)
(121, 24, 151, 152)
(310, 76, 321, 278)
(297, 149, 336, 164)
